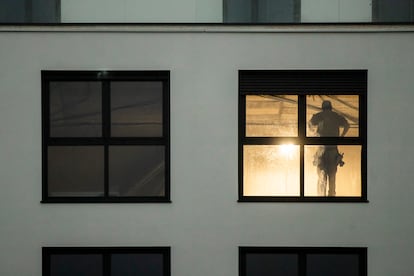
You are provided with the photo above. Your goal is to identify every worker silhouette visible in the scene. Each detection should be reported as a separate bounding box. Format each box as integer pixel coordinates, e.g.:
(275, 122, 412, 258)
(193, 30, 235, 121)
(309, 100, 350, 196)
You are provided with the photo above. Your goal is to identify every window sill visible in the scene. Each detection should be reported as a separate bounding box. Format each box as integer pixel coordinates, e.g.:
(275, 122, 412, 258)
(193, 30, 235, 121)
(1, 23, 414, 33)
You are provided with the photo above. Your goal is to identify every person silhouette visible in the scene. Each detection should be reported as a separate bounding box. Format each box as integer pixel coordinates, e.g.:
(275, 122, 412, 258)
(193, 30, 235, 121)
(309, 100, 350, 196)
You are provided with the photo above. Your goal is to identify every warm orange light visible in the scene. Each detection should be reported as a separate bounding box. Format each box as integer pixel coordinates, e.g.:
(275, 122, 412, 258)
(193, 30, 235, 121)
(279, 143, 296, 159)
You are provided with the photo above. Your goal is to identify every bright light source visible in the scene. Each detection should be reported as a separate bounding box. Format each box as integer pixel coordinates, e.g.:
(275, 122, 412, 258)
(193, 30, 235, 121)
(279, 144, 296, 159)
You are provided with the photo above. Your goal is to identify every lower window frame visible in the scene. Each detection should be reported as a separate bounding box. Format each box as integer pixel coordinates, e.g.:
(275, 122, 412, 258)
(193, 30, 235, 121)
(42, 246, 171, 276)
(239, 246, 368, 276)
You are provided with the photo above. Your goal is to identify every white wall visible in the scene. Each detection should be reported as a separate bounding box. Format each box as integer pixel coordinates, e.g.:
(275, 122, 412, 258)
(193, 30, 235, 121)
(0, 29, 414, 276)
(61, 0, 223, 22)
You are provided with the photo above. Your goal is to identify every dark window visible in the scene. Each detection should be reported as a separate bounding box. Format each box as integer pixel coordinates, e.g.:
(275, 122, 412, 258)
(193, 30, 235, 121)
(223, 0, 300, 23)
(42, 71, 170, 203)
(373, 0, 414, 22)
(43, 247, 170, 276)
(0, 0, 60, 23)
(240, 247, 367, 276)
(239, 70, 367, 202)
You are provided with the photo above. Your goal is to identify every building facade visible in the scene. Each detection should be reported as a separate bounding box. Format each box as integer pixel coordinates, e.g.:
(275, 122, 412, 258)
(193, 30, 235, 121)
(1, 1, 414, 275)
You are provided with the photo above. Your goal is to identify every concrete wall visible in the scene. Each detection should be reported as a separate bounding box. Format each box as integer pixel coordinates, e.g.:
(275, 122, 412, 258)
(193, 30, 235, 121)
(0, 29, 413, 275)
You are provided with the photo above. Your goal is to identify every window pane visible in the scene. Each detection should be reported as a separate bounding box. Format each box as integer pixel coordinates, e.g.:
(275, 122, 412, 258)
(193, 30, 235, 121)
(32, 0, 60, 23)
(50, 254, 103, 276)
(111, 253, 164, 276)
(111, 81, 163, 137)
(304, 145, 361, 197)
(307, 254, 360, 276)
(49, 81, 102, 137)
(374, 0, 414, 22)
(245, 253, 298, 276)
(246, 95, 298, 137)
(257, 0, 298, 23)
(307, 95, 359, 137)
(48, 146, 104, 197)
(224, 0, 298, 23)
(244, 145, 300, 196)
(0, 0, 26, 22)
(109, 146, 165, 197)
(224, 0, 253, 23)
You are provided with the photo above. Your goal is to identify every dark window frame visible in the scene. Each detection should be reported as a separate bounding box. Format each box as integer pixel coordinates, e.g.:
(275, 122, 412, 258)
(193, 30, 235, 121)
(240, 246, 367, 276)
(43, 246, 170, 276)
(238, 70, 367, 203)
(223, 0, 301, 23)
(41, 70, 170, 203)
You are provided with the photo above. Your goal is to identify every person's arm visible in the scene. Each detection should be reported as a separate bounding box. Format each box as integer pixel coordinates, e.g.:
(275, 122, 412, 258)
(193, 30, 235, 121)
(340, 117, 350, 137)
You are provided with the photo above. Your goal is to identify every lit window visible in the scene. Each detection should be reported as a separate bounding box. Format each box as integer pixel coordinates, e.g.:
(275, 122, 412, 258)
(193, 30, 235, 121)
(42, 71, 170, 203)
(43, 247, 170, 276)
(240, 247, 367, 276)
(239, 70, 367, 202)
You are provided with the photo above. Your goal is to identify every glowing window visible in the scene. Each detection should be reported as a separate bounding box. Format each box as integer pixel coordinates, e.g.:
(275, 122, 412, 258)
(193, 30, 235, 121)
(42, 71, 170, 203)
(239, 70, 367, 202)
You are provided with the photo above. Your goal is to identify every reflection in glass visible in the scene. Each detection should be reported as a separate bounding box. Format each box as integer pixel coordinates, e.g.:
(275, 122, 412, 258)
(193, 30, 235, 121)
(307, 254, 360, 276)
(111, 254, 164, 276)
(246, 253, 298, 276)
(109, 146, 165, 197)
(111, 82, 163, 137)
(48, 146, 104, 197)
(307, 95, 359, 137)
(305, 145, 361, 197)
(49, 82, 102, 137)
(50, 254, 103, 276)
(244, 145, 300, 196)
(246, 95, 298, 137)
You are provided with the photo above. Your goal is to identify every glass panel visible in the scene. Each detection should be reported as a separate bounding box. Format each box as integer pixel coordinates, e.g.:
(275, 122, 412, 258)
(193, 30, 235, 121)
(48, 146, 104, 197)
(246, 95, 298, 137)
(244, 145, 300, 196)
(224, 0, 252, 23)
(245, 253, 298, 276)
(374, 0, 414, 22)
(307, 95, 359, 137)
(0, 0, 26, 23)
(109, 146, 165, 197)
(305, 145, 361, 197)
(111, 253, 164, 276)
(111, 81, 163, 137)
(32, 0, 60, 23)
(257, 0, 298, 23)
(50, 254, 103, 276)
(49, 81, 102, 137)
(307, 254, 360, 276)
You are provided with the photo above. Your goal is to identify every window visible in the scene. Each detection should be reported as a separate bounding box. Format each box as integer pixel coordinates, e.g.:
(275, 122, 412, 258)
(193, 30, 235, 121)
(240, 247, 367, 276)
(373, 0, 414, 22)
(223, 0, 300, 23)
(43, 247, 170, 276)
(42, 71, 170, 203)
(239, 70, 367, 202)
(0, 0, 60, 23)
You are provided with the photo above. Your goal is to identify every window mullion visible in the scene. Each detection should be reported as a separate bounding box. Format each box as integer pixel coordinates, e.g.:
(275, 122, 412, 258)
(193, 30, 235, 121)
(298, 252, 307, 276)
(103, 252, 111, 276)
(298, 95, 306, 197)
